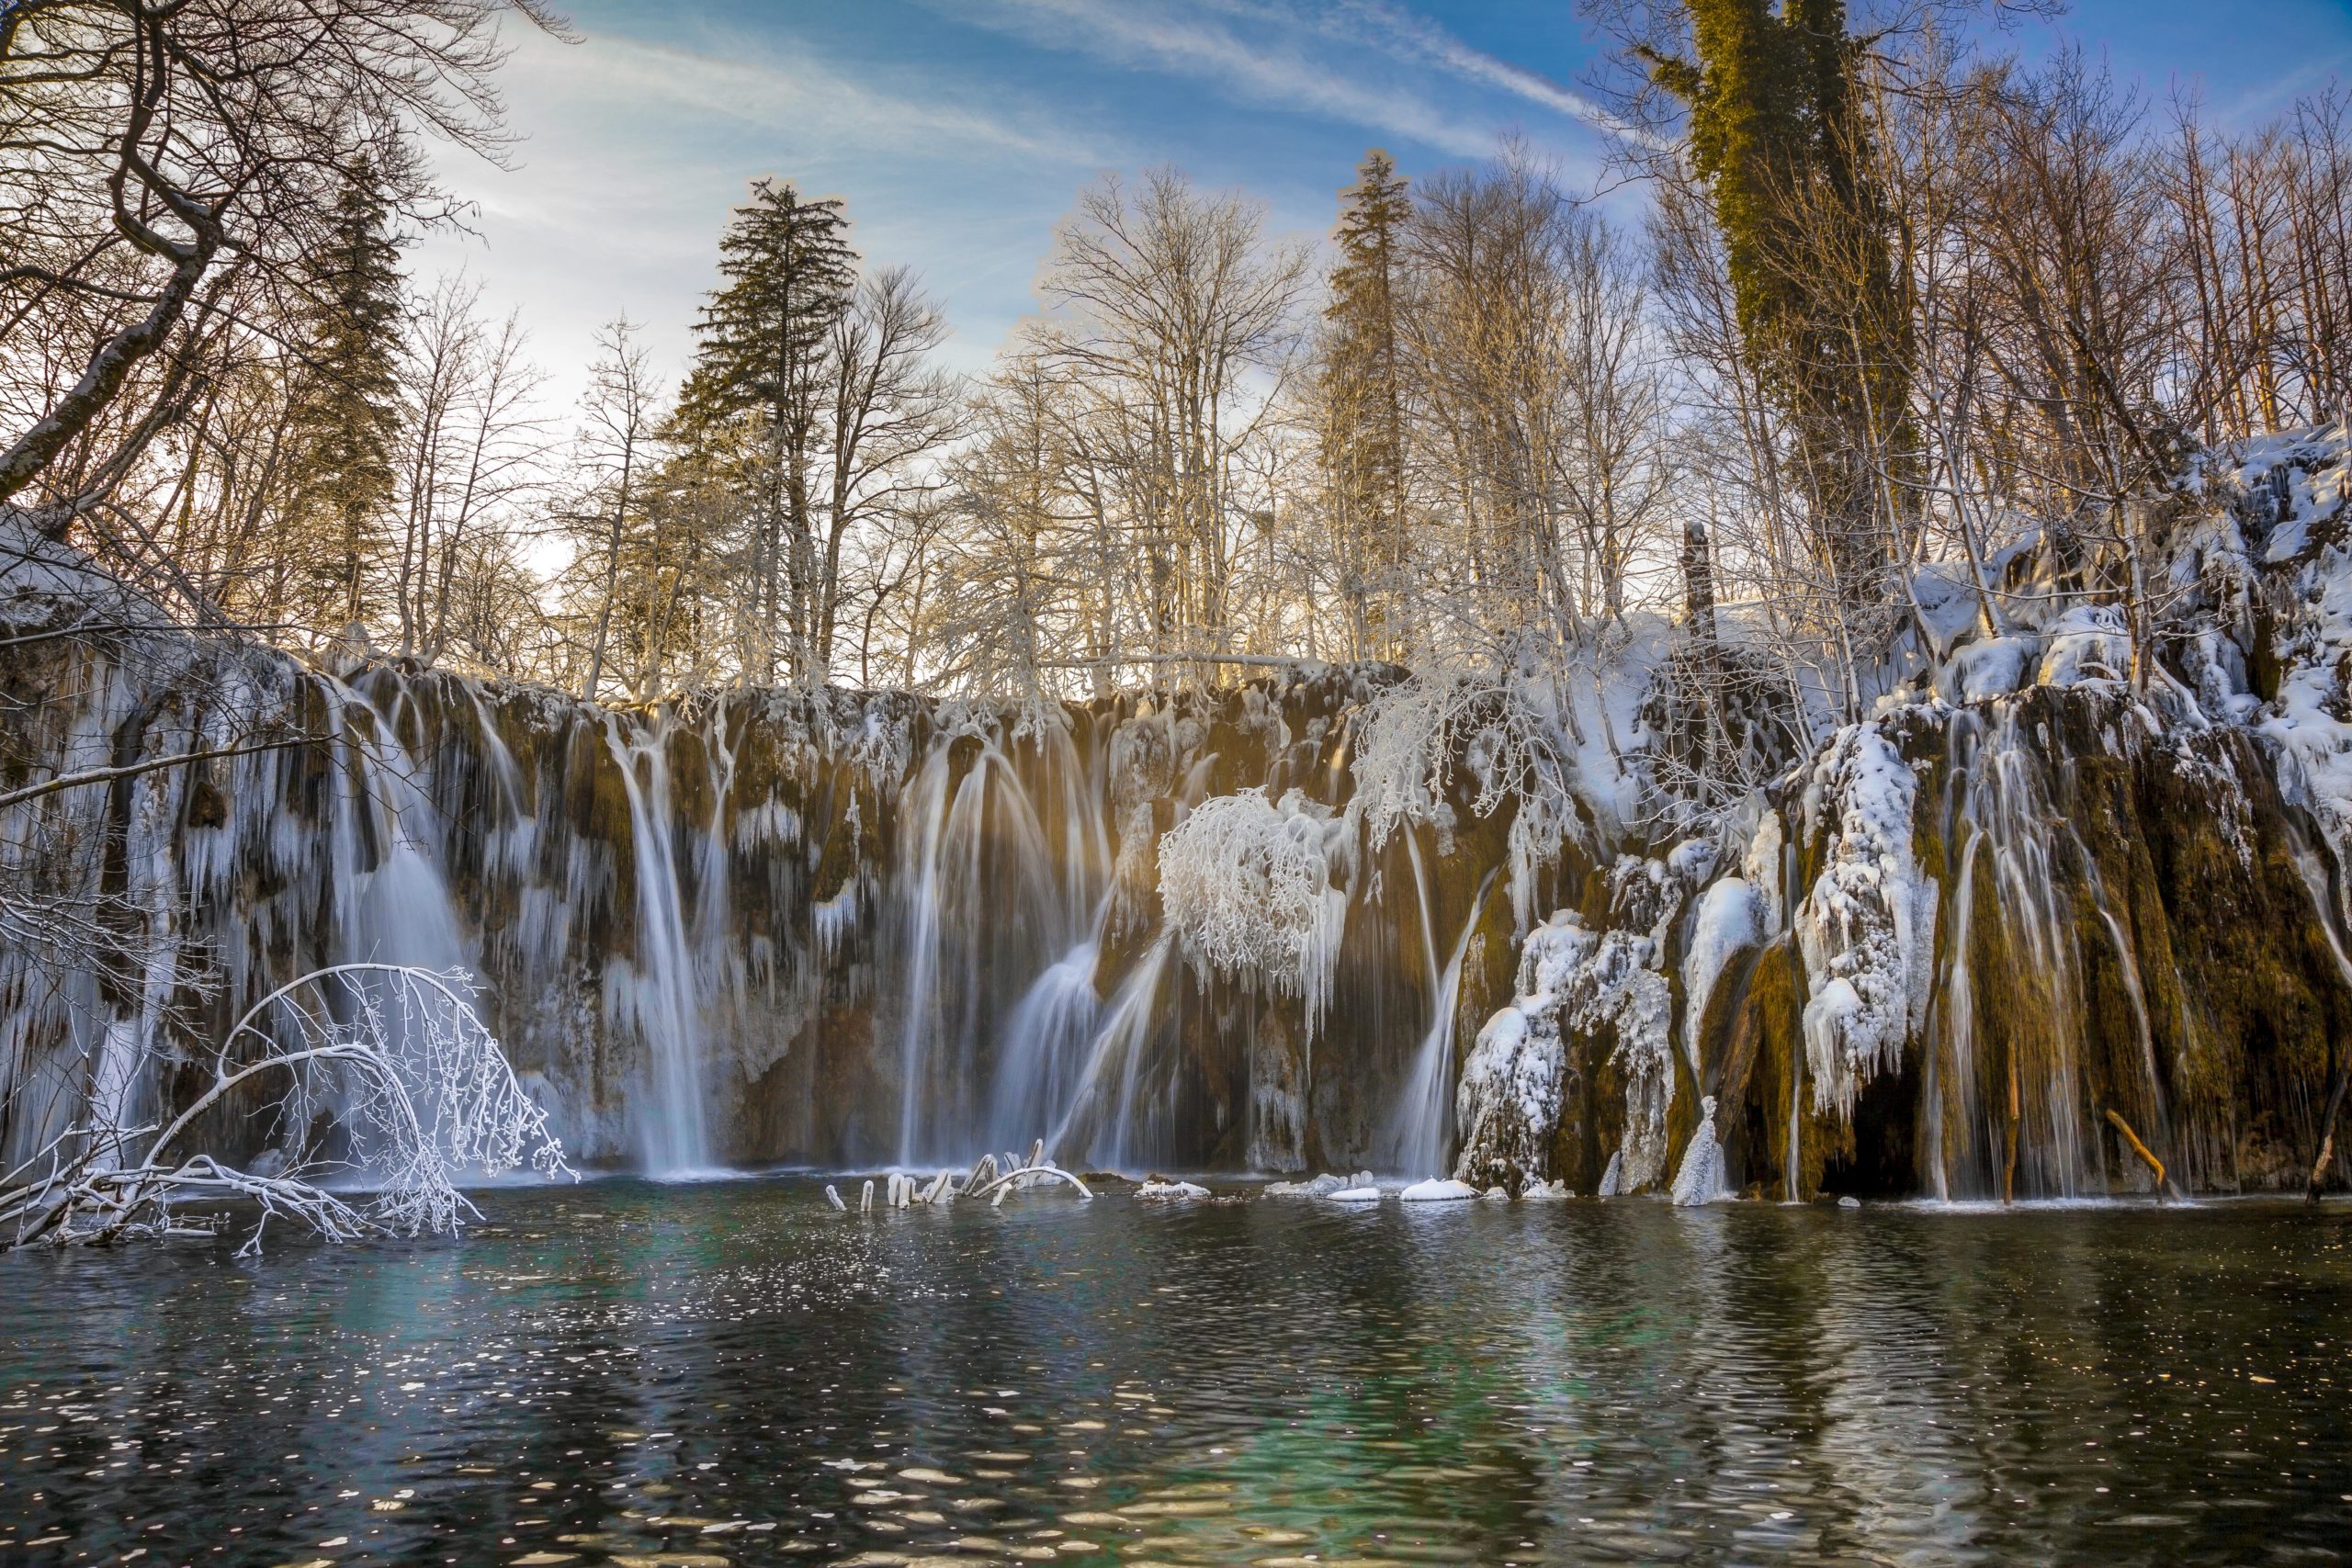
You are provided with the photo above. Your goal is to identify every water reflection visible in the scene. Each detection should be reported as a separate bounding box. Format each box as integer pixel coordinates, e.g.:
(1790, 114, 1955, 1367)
(1, 1189, 2346, 1565)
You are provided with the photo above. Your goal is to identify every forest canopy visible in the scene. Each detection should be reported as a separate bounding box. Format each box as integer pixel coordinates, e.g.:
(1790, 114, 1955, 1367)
(4, 0, 2348, 749)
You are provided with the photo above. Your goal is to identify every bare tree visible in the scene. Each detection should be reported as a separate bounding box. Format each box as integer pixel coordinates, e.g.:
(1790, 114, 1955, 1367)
(2, 964, 570, 1254)
(0, 0, 563, 536)
(570, 319, 662, 702)
(1032, 169, 1311, 672)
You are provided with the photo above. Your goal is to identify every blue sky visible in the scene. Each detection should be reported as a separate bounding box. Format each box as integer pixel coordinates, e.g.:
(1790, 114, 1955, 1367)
(419, 0, 2352, 408)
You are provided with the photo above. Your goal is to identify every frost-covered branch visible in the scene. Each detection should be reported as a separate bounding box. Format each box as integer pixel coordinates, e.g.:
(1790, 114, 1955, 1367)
(1, 964, 571, 1253)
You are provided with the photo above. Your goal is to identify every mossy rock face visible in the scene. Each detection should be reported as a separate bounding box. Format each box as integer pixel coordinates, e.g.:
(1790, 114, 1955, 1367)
(1750, 683, 2352, 1199)
(20, 584, 2352, 1184)
(1720, 939, 1810, 1197)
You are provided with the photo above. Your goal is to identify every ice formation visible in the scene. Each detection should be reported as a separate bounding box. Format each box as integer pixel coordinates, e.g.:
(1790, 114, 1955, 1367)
(1398, 1178, 1479, 1201)
(1794, 723, 1934, 1117)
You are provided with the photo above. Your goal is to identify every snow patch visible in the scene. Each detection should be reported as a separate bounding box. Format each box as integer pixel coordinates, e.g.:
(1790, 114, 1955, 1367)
(1136, 1179, 1209, 1200)
(1398, 1178, 1479, 1201)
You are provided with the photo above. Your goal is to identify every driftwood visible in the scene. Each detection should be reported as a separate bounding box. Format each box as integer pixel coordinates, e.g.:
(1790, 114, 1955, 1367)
(844, 1143, 1092, 1215)
(972, 1163, 1094, 1205)
(2312, 1055, 2348, 1204)
(2104, 1109, 2175, 1197)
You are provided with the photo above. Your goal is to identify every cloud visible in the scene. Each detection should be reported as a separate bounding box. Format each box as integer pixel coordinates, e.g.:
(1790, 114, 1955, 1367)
(941, 0, 1511, 160)
(511, 25, 1110, 169)
(1319, 0, 1620, 131)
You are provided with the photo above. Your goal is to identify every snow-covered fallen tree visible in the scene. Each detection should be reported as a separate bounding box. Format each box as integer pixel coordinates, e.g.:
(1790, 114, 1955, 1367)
(0, 964, 571, 1254)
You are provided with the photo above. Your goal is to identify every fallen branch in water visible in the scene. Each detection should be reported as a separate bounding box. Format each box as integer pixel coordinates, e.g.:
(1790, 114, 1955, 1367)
(835, 1141, 1092, 1216)
(2312, 1050, 2347, 1204)
(2104, 1108, 2176, 1199)
(1, 964, 571, 1254)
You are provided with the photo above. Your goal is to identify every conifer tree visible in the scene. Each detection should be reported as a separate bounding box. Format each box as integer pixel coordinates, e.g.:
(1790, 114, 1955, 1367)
(681, 178, 858, 682)
(285, 162, 407, 631)
(1318, 150, 1414, 660)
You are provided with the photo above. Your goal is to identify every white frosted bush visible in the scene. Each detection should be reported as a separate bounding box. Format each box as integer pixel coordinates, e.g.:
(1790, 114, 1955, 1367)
(1158, 787, 1329, 978)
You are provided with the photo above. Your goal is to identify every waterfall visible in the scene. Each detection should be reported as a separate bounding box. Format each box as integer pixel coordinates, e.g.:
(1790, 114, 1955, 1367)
(1046, 936, 1176, 1171)
(1928, 706, 2122, 1199)
(1925, 828, 1984, 1201)
(986, 935, 1103, 1151)
(604, 712, 713, 1176)
(897, 723, 1100, 1165)
(1384, 840, 1495, 1177)
(329, 681, 468, 979)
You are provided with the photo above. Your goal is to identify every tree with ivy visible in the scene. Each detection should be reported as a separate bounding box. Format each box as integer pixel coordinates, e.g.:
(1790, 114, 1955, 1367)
(1317, 149, 1415, 660)
(1633, 0, 1914, 613)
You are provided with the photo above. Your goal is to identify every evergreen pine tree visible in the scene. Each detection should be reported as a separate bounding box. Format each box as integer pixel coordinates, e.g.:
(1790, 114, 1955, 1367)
(285, 161, 406, 633)
(1319, 149, 1413, 660)
(680, 178, 857, 682)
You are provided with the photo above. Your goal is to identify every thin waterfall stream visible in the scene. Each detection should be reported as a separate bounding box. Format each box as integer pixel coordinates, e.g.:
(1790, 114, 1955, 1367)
(605, 712, 712, 1176)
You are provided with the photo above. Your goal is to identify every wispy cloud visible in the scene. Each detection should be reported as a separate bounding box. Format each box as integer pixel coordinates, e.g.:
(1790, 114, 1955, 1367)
(1317, 0, 1619, 131)
(939, 0, 1512, 160)
(521, 26, 1111, 169)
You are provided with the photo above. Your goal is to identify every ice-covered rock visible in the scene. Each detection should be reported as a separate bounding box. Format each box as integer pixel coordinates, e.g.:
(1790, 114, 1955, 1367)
(1326, 1186, 1383, 1203)
(1669, 1095, 1732, 1206)
(2039, 604, 2134, 687)
(1938, 634, 2041, 704)
(1682, 876, 1767, 1063)
(1454, 864, 1679, 1193)
(1795, 723, 1935, 1118)
(1136, 1179, 1209, 1200)
(1398, 1178, 1478, 1201)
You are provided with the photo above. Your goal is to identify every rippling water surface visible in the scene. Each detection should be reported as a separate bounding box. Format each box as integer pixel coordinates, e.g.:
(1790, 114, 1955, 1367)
(2, 1185, 2346, 1566)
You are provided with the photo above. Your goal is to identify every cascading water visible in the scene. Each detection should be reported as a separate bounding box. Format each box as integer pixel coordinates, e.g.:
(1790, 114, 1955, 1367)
(1046, 935, 1176, 1171)
(1384, 836, 1495, 1177)
(604, 711, 713, 1176)
(17, 491, 2348, 1197)
(986, 920, 1105, 1153)
(1924, 704, 2177, 1200)
(329, 682, 469, 981)
(896, 720, 1105, 1166)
